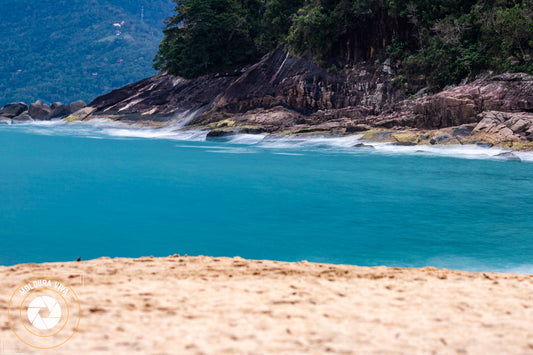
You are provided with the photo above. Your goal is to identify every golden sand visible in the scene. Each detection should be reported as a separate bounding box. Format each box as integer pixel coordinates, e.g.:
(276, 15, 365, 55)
(1, 256, 532, 354)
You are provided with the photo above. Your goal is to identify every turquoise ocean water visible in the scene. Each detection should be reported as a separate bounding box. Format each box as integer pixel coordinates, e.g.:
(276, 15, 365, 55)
(1, 120, 532, 272)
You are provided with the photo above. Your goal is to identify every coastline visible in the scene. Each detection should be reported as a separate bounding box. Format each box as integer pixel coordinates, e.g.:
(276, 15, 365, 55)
(4, 118, 533, 163)
(1, 255, 532, 354)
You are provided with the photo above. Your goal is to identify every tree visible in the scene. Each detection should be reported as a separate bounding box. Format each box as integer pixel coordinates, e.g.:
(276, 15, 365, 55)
(153, 0, 258, 78)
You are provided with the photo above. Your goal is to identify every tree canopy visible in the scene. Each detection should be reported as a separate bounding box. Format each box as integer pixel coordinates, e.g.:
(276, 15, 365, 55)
(154, 0, 533, 89)
(0, 0, 174, 106)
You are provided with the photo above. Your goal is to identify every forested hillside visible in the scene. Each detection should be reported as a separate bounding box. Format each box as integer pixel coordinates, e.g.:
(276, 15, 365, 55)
(0, 0, 173, 106)
(155, 0, 533, 91)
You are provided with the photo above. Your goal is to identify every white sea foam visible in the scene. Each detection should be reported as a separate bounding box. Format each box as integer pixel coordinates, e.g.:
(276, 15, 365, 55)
(272, 152, 305, 156)
(5, 119, 532, 163)
(515, 151, 533, 162)
(497, 265, 533, 274)
(369, 142, 512, 161)
(9, 118, 208, 141)
(206, 148, 255, 154)
(258, 134, 363, 150)
(425, 256, 533, 274)
(223, 133, 268, 145)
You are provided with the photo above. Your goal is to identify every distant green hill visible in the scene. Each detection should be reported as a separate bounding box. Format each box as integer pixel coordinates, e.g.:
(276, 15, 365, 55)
(0, 0, 174, 106)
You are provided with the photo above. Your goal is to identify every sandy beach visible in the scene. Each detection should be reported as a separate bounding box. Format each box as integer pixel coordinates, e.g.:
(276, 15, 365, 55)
(1, 255, 532, 354)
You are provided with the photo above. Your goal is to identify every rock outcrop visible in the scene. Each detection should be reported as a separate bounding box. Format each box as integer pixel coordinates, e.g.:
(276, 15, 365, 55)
(411, 73, 533, 129)
(0, 102, 28, 118)
(69, 100, 87, 113)
(0, 100, 90, 122)
(87, 47, 403, 125)
(208, 48, 401, 114)
(49, 103, 71, 119)
(471, 111, 533, 143)
(89, 70, 243, 117)
(29, 100, 52, 120)
(2, 49, 532, 150)
(12, 112, 33, 122)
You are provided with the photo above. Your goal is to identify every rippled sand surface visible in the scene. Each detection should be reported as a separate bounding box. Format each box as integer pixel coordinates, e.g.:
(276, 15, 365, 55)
(1, 256, 532, 354)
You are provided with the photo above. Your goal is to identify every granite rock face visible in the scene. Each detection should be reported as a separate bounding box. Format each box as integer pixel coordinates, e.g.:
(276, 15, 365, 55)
(71, 50, 533, 149)
(472, 111, 533, 143)
(89, 71, 242, 117)
(208, 47, 402, 115)
(88, 48, 403, 124)
(12, 112, 33, 122)
(411, 73, 533, 130)
(0, 102, 28, 118)
(69, 100, 87, 113)
(48, 103, 71, 119)
(29, 100, 52, 120)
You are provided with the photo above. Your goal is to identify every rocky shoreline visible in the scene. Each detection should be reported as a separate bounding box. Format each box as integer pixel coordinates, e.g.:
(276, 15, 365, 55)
(2, 48, 532, 151)
(0, 100, 87, 123)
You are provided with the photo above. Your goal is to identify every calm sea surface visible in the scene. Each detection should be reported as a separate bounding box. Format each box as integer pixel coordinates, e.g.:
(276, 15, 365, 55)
(1, 121, 532, 272)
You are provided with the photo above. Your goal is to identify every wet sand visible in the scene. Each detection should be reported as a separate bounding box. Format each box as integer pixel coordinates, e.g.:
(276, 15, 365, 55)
(1, 255, 532, 354)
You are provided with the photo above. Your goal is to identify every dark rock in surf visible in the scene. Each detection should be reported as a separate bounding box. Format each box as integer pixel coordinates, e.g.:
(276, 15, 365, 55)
(206, 129, 238, 139)
(495, 152, 521, 161)
(353, 143, 375, 149)
(48, 103, 71, 119)
(12, 112, 33, 122)
(29, 100, 52, 120)
(0, 102, 28, 118)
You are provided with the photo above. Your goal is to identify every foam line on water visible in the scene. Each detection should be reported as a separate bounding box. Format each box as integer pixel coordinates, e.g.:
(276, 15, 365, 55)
(8, 118, 208, 141)
(4, 120, 531, 162)
(223, 133, 268, 145)
(368, 142, 512, 160)
(257, 134, 363, 150)
(426, 256, 533, 274)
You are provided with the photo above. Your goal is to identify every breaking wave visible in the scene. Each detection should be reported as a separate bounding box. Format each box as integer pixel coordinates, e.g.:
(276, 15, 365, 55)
(2, 118, 532, 162)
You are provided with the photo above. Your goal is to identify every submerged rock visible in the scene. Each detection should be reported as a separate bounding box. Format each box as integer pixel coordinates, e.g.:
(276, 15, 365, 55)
(353, 143, 375, 149)
(476, 142, 494, 148)
(12, 112, 33, 122)
(494, 152, 521, 161)
(206, 129, 238, 139)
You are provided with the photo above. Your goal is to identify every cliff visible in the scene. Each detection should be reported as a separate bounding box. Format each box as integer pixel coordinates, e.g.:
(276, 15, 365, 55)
(88, 47, 404, 126)
(4, 48, 533, 150)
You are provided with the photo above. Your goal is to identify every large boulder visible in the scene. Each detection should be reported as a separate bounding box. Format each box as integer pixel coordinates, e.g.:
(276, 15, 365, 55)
(472, 111, 533, 142)
(48, 103, 71, 119)
(0, 102, 28, 118)
(29, 100, 52, 120)
(413, 96, 479, 128)
(411, 73, 533, 130)
(50, 102, 63, 110)
(63, 106, 97, 122)
(12, 112, 33, 123)
(69, 100, 86, 113)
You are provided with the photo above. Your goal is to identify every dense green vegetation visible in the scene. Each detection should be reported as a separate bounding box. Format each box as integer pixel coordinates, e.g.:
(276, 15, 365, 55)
(155, 0, 533, 90)
(153, 0, 304, 78)
(0, 0, 174, 106)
